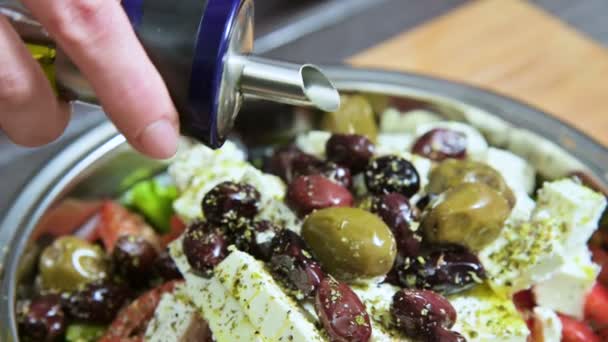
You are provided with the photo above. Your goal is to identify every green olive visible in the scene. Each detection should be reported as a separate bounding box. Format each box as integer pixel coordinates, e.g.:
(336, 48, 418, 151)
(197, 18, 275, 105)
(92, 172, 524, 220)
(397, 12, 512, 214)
(39, 236, 108, 292)
(302, 207, 396, 280)
(426, 159, 516, 207)
(422, 182, 510, 251)
(321, 95, 378, 142)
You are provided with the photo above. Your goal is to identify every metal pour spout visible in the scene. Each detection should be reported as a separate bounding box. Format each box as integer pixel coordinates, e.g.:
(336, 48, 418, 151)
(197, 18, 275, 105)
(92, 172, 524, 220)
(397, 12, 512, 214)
(237, 56, 340, 112)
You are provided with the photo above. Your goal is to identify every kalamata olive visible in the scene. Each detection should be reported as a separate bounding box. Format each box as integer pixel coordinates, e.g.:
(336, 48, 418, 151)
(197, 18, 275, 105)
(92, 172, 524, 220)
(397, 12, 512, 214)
(39, 236, 108, 292)
(426, 159, 515, 208)
(364, 155, 420, 198)
(326, 134, 375, 173)
(264, 144, 318, 183)
(290, 154, 353, 189)
(397, 246, 485, 295)
(287, 175, 354, 217)
(315, 277, 372, 342)
(416, 194, 435, 212)
(183, 222, 229, 275)
(321, 95, 378, 143)
(428, 326, 467, 342)
(391, 288, 456, 337)
(302, 207, 396, 280)
(269, 230, 325, 297)
(422, 183, 510, 251)
(248, 220, 281, 261)
(17, 295, 65, 342)
(411, 128, 467, 161)
(371, 193, 421, 257)
(154, 250, 183, 281)
(113, 235, 158, 285)
(63, 282, 131, 324)
(202, 181, 260, 228)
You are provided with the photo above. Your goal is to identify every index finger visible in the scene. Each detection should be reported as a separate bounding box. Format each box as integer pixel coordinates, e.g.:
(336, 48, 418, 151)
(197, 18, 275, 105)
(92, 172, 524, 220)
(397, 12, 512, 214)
(22, 0, 179, 159)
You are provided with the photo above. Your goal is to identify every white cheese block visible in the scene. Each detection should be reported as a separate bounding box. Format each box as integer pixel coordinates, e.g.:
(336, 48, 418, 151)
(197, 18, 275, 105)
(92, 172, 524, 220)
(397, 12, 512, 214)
(376, 133, 415, 155)
(485, 147, 536, 194)
(169, 240, 266, 341)
(533, 248, 600, 319)
(379, 108, 442, 134)
(449, 285, 529, 342)
(169, 140, 246, 191)
(295, 130, 331, 158)
(169, 141, 287, 223)
(533, 179, 607, 251)
(532, 307, 562, 342)
(507, 190, 535, 226)
(415, 121, 488, 161)
(480, 179, 606, 297)
(144, 286, 209, 342)
(214, 250, 326, 342)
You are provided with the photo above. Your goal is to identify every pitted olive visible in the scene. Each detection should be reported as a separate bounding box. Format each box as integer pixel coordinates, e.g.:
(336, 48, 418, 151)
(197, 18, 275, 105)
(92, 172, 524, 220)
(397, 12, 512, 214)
(301, 207, 396, 280)
(39, 237, 108, 292)
(321, 95, 378, 142)
(422, 183, 510, 251)
(426, 159, 515, 207)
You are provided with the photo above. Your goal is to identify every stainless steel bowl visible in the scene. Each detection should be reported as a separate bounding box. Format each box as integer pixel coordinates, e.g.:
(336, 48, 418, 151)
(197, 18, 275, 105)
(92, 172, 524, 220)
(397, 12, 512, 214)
(1, 67, 606, 341)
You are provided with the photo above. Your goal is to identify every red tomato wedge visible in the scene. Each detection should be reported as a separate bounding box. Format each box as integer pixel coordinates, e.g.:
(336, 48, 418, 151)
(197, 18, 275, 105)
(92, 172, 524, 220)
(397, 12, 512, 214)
(585, 283, 608, 330)
(99, 280, 183, 342)
(559, 314, 601, 342)
(159, 215, 187, 248)
(513, 289, 536, 313)
(32, 199, 102, 240)
(95, 201, 161, 252)
(590, 246, 608, 287)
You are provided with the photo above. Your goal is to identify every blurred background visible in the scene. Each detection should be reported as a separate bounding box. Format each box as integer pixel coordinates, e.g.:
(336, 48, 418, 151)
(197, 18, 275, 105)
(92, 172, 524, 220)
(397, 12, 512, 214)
(1, 0, 607, 211)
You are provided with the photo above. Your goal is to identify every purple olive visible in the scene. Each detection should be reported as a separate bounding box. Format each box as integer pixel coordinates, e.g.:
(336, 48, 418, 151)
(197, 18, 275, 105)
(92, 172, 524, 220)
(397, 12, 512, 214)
(202, 182, 260, 228)
(269, 230, 325, 297)
(63, 282, 131, 324)
(391, 288, 456, 337)
(315, 277, 372, 342)
(248, 220, 281, 261)
(17, 295, 65, 342)
(112, 235, 158, 285)
(264, 144, 318, 183)
(287, 175, 353, 217)
(371, 193, 421, 257)
(154, 250, 183, 281)
(397, 245, 485, 295)
(364, 155, 420, 197)
(183, 222, 229, 275)
(412, 128, 466, 161)
(326, 134, 375, 173)
(428, 326, 467, 342)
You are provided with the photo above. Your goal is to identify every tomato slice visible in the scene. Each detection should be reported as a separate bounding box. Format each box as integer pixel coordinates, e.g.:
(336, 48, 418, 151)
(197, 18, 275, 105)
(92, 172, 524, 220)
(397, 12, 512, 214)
(513, 289, 536, 313)
(585, 283, 608, 330)
(159, 215, 187, 248)
(590, 246, 608, 287)
(99, 280, 183, 342)
(559, 314, 601, 342)
(32, 199, 102, 240)
(95, 201, 160, 252)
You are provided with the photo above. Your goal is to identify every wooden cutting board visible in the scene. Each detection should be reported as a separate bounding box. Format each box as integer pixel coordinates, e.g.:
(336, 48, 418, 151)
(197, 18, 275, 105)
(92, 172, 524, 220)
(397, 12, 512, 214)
(349, 0, 608, 147)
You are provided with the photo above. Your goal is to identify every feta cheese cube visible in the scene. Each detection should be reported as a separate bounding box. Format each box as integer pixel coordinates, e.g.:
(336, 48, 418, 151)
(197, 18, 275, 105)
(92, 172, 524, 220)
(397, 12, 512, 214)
(533, 249, 600, 319)
(295, 130, 331, 158)
(449, 285, 529, 342)
(145, 287, 210, 342)
(480, 179, 606, 297)
(486, 147, 535, 194)
(532, 307, 562, 342)
(376, 133, 415, 155)
(379, 108, 442, 134)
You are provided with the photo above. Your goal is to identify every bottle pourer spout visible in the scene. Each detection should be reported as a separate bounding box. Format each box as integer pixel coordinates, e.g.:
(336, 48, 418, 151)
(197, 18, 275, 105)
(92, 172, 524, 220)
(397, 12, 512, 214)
(237, 56, 340, 112)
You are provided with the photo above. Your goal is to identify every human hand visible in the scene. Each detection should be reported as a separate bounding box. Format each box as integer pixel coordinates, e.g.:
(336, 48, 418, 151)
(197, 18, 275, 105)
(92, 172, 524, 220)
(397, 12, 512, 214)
(0, 0, 179, 159)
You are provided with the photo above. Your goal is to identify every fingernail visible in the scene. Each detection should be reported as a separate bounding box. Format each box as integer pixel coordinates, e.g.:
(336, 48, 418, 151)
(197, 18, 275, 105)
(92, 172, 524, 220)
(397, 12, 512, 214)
(139, 119, 179, 159)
